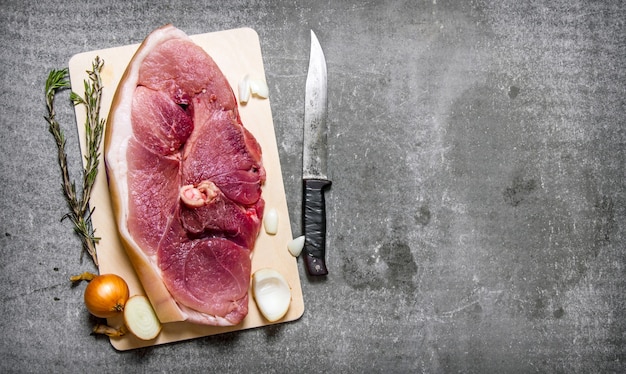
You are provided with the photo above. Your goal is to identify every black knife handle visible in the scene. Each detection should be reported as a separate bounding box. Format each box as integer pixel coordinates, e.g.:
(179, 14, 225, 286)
(303, 178, 332, 276)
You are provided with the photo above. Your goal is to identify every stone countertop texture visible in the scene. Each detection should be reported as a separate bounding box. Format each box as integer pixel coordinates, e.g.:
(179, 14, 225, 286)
(1, 0, 624, 372)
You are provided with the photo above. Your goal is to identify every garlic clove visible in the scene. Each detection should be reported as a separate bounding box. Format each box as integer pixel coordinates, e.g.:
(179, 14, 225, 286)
(287, 235, 305, 257)
(263, 207, 278, 235)
(238, 75, 251, 104)
(249, 79, 269, 98)
(252, 268, 291, 322)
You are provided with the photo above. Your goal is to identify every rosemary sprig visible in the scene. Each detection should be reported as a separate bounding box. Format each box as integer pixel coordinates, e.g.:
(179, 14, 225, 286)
(44, 57, 105, 266)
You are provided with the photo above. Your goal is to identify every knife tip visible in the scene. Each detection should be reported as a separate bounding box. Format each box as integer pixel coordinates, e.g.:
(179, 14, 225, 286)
(310, 29, 318, 41)
(309, 30, 323, 54)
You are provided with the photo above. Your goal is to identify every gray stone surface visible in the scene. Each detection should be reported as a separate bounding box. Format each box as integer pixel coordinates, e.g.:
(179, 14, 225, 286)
(1, 0, 624, 372)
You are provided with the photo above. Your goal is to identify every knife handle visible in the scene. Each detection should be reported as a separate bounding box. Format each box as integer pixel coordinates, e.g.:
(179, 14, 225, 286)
(303, 178, 332, 276)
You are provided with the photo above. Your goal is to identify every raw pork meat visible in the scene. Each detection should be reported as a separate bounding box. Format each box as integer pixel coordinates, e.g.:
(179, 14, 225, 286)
(105, 25, 265, 326)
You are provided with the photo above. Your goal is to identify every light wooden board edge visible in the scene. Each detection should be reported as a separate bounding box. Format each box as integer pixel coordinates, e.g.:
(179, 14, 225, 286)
(68, 27, 304, 351)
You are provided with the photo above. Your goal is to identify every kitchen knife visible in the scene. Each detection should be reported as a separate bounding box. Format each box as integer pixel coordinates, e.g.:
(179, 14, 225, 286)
(302, 30, 331, 276)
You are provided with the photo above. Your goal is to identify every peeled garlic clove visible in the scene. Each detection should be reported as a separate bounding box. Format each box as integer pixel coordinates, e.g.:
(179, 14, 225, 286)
(287, 235, 305, 257)
(249, 79, 269, 98)
(238, 75, 251, 103)
(263, 208, 278, 235)
(252, 268, 291, 322)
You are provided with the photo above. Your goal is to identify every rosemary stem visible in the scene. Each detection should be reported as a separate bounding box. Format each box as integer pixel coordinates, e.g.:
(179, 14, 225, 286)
(45, 57, 105, 267)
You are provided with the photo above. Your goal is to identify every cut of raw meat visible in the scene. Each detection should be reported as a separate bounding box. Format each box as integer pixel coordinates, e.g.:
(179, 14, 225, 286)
(105, 25, 265, 326)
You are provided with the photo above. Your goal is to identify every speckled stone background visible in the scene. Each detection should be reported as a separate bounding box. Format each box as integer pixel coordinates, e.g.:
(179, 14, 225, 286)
(1, 0, 624, 372)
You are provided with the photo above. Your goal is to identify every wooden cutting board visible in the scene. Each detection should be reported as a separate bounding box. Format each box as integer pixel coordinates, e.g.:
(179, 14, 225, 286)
(68, 27, 304, 351)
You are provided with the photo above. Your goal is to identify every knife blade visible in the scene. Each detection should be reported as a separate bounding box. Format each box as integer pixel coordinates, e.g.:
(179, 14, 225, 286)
(302, 30, 331, 276)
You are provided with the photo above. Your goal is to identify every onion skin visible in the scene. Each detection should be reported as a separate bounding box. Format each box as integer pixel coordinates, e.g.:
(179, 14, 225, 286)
(83, 274, 130, 318)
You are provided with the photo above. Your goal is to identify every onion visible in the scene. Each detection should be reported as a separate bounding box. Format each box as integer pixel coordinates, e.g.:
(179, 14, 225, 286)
(83, 274, 130, 318)
(123, 295, 162, 340)
(252, 268, 291, 322)
(287, 235, 305, 257)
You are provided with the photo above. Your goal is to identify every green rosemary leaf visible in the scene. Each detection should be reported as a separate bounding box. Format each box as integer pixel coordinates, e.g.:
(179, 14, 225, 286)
(45, 57, 105, 267)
